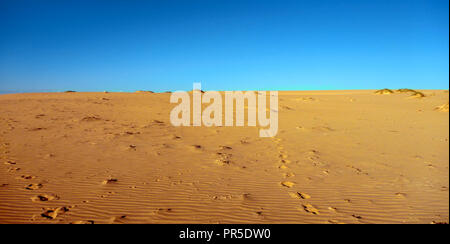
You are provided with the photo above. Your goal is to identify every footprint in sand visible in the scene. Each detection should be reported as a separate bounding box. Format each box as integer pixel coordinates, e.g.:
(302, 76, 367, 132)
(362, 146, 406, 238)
(272, 138, 282, 144)
(239, 193, 254, 201)
(301, 204, 320, 215)
(25, 183, 43, 190)
(102, 178, 118, 185)
(18, 175, 36, 180)
(71, 220, 95, 224)
(328, 219, 344, 224)
(152, 120, 165, 125)
(311, 126, 335, 132)
(431, 221, 449, 224)
(171, 135, 181, 140)
(346, 165, 369, 175)
(435, 103, 449, 112)
(294, 97, 316, 102)
(108, 215, 127, 223)
(41, 206, 73, 219)
(215, 152, 232, 166)
(4, 160, 16, 165)
(156, 208, 173, 214)
(31, 194, 60, 202)
(100, 191, 117, 198)
(351, 214, 363, 220)
(283, 172, 295, 178)
(328, 207, 338, 213)
(240, 138, 250, 144)
(426, 162, 435, 169)
(278, 165, 288, 170)
(280, 181, 295, 188)
(7, 167, 21, 172)
(280, 159, 291, 164)
(81, 116, 101, 122)
(289, 192, 311, 199)
(190, 145, 203, 151)
(278, 154, 288, 159)
(28, 127, 46, 131)
(212, 195, 233, 200)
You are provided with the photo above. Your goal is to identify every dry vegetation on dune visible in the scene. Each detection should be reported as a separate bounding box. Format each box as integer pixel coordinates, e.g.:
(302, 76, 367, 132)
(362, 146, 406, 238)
(374, 88, 394, 95)
(397, 88, 426, 98)
(376, 88, 427, 99)
(397, 88, 417, 93)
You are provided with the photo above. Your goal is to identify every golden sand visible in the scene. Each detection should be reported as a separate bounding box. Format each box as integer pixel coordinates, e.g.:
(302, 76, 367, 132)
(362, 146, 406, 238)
(0, 90, 448, 224)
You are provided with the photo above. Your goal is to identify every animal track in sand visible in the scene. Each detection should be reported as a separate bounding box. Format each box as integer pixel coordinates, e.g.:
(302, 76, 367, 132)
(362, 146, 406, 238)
(25, 183, 43, 190)
(301, 204, 320, 215)
(31, 194, 60, 202)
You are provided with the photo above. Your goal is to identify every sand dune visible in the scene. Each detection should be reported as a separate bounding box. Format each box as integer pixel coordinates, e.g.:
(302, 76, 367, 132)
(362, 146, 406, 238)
(0, 90, 448, 224)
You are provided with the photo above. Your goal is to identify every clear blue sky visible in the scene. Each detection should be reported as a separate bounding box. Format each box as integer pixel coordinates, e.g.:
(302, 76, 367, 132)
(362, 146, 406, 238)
(0, 0, 448, 93)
